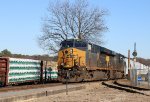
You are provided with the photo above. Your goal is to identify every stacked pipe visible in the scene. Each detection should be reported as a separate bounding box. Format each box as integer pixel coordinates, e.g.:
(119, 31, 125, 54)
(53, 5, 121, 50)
(8, 58, 41, 83)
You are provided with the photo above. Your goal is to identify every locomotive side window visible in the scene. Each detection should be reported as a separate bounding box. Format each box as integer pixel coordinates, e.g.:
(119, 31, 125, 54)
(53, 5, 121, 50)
(88, 44, 92, 51)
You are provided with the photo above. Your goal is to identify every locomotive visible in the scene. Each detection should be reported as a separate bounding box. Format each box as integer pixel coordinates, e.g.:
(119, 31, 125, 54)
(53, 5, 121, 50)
(58, 39, 125, 82)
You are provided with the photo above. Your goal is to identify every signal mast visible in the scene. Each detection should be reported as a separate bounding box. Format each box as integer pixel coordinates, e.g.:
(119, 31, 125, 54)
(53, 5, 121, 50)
(132, 43, 137, 61)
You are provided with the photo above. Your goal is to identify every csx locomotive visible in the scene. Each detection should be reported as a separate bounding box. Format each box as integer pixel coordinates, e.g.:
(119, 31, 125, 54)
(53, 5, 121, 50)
(58, 39, 125, 82)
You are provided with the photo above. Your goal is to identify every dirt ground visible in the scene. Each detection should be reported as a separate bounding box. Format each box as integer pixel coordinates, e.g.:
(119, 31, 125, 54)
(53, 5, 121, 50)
(23, 82, 150, 102)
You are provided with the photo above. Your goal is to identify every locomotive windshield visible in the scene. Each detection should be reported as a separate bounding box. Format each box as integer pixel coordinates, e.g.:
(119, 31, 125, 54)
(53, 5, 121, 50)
(61, 40, 73, 48)
(60, 39, 87, 49)
(75, 40, 87, 47)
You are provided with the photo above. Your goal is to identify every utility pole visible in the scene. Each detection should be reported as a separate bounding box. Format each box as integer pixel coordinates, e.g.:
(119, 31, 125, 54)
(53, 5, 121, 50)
(128, 50, 130, 80)
(128, 50, 130, 68)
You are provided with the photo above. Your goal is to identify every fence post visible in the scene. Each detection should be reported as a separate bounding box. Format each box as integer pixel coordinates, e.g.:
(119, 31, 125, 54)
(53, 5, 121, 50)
(148, 67, 150, 88)
(135, 69, 138, 86)
(133, 60, 137, 86)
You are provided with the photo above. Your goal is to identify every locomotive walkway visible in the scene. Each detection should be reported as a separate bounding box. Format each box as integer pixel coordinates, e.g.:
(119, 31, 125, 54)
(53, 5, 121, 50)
(0, 83, 85, 102)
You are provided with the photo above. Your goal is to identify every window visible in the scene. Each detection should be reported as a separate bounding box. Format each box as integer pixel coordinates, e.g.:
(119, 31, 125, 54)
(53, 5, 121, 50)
(61, 41, 73, 48)
(88, 44, 92, 51)
(75, 41, 87, 47)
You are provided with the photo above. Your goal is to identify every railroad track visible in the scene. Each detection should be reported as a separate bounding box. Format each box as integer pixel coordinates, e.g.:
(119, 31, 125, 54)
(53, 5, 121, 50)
(0, 81, 89, 93)
(0, 82, 62, 93)
(2, 79, 143, 93)
(102, 80, 150, 96)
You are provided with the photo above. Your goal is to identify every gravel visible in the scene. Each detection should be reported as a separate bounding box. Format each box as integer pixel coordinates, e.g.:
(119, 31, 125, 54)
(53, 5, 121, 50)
(22, 82, 150, 102)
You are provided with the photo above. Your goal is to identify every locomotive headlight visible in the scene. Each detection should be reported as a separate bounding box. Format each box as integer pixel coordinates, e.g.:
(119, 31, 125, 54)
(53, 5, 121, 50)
(61, 63, 64, 66)
(70, 49, 73, 54)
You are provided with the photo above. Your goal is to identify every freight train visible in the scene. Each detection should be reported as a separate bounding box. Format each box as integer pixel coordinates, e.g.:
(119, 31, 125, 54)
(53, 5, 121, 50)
(57, 39, 126, 82)
(0, 57, 58, 86)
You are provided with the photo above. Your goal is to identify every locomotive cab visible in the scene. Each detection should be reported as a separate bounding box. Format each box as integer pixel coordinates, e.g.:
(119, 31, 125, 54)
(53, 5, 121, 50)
(57, 39, 88, 82)
(58, 39, 87, 69)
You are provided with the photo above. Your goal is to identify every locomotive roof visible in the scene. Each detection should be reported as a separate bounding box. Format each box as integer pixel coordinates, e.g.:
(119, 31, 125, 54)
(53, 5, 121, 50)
(62, 39, 125, 57)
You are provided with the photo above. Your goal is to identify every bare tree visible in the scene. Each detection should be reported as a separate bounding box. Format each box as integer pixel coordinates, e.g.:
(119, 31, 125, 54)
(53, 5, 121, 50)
(39, 0, 108, 53)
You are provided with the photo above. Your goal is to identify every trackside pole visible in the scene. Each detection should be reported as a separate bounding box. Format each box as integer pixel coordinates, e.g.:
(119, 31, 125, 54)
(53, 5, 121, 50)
(128, 50, 130, 80)
(132, 43, 137, 86)
(66, 71, 69, 95)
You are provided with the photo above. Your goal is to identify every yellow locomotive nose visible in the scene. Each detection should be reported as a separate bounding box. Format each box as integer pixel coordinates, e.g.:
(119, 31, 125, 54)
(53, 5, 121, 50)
(63, 48, 74, 68)
(58, 48, 74, 68)
(58, 47, 86, 69)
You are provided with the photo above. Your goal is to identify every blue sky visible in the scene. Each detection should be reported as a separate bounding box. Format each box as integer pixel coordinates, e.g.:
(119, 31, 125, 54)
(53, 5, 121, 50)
(0, 0, 150, 58)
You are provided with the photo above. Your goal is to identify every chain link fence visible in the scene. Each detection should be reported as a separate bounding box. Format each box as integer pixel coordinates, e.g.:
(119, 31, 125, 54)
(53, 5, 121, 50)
(129, 68, 150, 88)
(124, 58, 150, 89)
